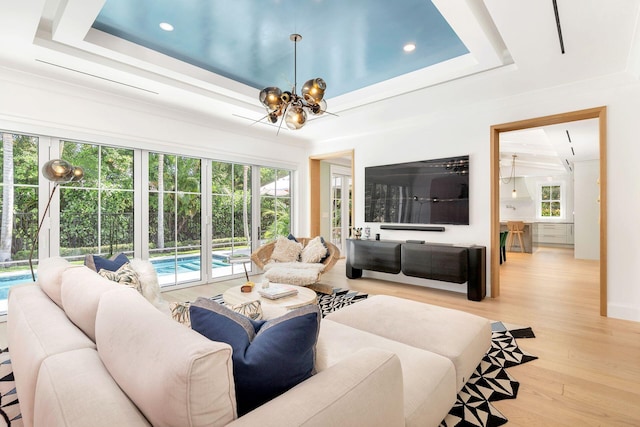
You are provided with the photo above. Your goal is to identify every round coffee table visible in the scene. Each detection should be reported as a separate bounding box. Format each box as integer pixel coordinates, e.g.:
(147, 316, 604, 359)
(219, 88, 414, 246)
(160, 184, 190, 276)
(223, 283, 317, 313)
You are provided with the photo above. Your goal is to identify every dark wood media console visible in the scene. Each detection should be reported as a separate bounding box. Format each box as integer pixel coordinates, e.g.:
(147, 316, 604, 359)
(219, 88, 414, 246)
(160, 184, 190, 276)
(345, 239, 486, 301)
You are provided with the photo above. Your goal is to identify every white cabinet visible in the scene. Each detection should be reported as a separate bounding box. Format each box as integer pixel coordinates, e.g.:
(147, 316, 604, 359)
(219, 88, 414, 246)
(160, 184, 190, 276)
(536, 223, 574, 245)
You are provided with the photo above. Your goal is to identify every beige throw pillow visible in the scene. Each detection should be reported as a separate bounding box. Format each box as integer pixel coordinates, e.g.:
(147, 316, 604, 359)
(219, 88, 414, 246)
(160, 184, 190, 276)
(301, 236, 329, 263)
(98, 262, 143, 293)
(270, 236, 303, 262)
(170, 300, 263, 328)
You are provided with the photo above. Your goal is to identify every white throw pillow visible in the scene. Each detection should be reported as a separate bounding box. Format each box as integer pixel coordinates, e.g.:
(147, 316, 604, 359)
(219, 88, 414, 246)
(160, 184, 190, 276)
(301, 236, 329, 263)
(270, 236, 303, 262)
(128, 258, 170, 314)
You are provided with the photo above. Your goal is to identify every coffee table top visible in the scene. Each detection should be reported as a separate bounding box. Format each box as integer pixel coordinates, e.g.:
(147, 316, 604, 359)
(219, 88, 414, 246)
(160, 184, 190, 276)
(223, 283, 317, 312)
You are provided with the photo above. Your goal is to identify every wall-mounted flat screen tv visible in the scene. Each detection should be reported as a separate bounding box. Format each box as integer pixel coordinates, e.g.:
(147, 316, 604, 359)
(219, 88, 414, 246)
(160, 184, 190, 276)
(364, 155, 469, 225)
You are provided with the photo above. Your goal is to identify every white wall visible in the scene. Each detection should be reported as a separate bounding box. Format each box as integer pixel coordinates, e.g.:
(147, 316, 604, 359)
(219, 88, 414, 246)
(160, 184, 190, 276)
(573, 160, 600, 260)
(311, 71, 640, 322)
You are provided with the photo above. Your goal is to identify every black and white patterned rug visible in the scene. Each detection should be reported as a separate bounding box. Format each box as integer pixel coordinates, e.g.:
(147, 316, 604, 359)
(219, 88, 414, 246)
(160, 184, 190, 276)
(316, 288, 369, 317)
(0, 291, 535, 427)
(440, 322, 538, 427)
(0, 350, 22, 427)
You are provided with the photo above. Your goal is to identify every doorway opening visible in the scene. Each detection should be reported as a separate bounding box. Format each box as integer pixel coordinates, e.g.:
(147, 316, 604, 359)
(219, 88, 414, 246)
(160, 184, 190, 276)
(309, 150, 354, 248)
(490, 107, 607, 315)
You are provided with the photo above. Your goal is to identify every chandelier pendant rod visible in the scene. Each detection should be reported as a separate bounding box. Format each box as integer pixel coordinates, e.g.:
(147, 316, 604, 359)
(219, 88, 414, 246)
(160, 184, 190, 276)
(291, 33, 301, 94)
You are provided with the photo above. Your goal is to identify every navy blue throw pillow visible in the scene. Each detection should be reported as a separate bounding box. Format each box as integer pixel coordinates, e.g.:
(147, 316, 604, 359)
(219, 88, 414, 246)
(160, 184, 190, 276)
(287, 233, 299, 242)
(190, 298, 321, 416)
(85, 252, 129, 272)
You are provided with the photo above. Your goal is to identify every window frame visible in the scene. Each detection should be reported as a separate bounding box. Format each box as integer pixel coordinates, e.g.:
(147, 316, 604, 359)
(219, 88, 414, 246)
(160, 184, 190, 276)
(537, 182, 565, 219)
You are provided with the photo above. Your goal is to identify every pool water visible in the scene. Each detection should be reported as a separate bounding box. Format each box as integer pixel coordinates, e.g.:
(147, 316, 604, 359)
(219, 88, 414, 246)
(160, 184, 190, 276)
(152, 255, 229, 275)
(0, 254, 234, 300)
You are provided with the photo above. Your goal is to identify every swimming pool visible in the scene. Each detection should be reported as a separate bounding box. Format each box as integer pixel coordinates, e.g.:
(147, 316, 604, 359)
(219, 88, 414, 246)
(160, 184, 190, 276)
(0, 254, 235, 300)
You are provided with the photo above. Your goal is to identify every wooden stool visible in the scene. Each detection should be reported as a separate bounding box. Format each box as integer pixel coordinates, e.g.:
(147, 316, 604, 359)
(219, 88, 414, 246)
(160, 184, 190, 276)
(507, 221, 525, 253)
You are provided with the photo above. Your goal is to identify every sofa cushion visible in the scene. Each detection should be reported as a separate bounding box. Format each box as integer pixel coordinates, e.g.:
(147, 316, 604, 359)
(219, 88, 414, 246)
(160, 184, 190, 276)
(317, 319, 456, 427)
(37, 256, 77, 308)
(35, 348, 151, 427)
(61, 266, 124, 341)
(96, 288, 236, 427)
(301, 236, 329, 263)
(84, 252, 129, 272)
(190, 298, 321, 416)
(270, 236, 303, 262)
(325, 295, 491, 391)
(7, 284, 96, 427)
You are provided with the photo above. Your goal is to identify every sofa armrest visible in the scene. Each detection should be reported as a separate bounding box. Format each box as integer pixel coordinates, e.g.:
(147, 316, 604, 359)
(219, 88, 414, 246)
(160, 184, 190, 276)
(227, 348, 404, 427)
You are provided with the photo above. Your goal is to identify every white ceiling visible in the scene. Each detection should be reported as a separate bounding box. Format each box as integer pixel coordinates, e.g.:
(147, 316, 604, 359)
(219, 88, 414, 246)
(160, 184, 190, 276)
(0, 0, 638, 146)
(500, 118, 600, 177)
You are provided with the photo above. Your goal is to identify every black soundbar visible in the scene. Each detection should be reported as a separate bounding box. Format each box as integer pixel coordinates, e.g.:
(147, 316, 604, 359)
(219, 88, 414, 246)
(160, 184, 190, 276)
(380, 225, 445, 232)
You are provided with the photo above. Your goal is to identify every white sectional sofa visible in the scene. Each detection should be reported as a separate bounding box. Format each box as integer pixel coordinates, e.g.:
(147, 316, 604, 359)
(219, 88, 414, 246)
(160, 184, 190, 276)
(8, 257, 491, 427)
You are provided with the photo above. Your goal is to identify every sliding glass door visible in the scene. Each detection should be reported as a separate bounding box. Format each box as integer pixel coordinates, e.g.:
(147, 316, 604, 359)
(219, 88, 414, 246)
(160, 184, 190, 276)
(259, 167, 291, 243)
(211, 161, 252, 279)
(148, 153, 202, 287)
(0, 132, 39, 311)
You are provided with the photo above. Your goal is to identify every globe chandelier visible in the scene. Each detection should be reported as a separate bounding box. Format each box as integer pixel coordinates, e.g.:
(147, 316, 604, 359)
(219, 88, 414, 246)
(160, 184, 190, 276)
(259, 34, 327, 133)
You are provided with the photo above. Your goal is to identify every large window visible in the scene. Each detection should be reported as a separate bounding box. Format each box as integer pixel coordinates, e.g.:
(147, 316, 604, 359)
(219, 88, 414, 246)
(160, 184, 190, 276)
(0, 128, 296, 313)
(0, 132, 39, 306)
(211, 162, 252, 278)
(60, 142, 135, 259)
(259, 168, 292, 241)
(149, 153, 202, 286)
(540, 184, 562, 218)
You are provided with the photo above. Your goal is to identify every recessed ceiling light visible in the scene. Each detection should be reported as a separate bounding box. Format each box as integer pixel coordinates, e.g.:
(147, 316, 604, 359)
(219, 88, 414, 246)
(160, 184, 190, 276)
(159, 22, 174, 32)
(403, 43, 416, 53)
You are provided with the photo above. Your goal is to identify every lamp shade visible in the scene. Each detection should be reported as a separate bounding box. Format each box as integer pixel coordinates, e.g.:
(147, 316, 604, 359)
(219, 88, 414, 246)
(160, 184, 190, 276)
(301, 78, 326, 104)
(285, 106, 307, 130)
(42, 159, 74, 183)
(259, 87, 283, 111)
(71, 166, 85, 182)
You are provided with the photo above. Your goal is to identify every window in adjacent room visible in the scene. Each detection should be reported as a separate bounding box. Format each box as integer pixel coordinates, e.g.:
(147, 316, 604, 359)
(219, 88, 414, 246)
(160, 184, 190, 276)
(540, 184, 562, 218)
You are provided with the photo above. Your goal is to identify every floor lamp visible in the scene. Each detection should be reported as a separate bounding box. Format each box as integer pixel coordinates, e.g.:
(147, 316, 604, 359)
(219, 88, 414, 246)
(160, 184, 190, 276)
(29, 159, 84, 281)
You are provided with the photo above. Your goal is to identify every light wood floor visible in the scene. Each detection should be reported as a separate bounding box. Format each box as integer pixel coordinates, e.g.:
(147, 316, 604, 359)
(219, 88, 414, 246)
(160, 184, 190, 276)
(1, 246, 638, 425)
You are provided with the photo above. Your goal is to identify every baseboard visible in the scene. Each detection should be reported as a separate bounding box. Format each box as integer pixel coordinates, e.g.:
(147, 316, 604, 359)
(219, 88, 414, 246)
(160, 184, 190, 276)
(607, 303, 640, 322)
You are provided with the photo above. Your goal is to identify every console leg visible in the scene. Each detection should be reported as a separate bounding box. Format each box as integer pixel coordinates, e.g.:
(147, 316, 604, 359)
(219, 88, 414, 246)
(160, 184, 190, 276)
(467, 246, 486, 301)
(346, 264, 363, 279)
